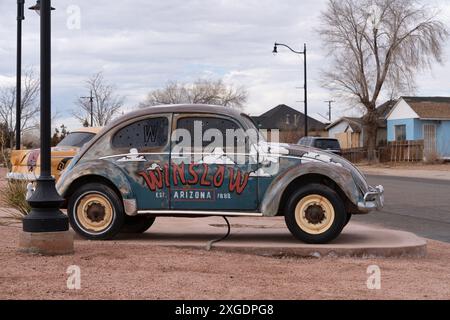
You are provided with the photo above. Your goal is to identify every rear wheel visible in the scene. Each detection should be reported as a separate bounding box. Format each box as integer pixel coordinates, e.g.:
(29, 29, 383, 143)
(285, 183, 347, 244)
(121, 215, 155, 234)
(68, 183, 124, 240)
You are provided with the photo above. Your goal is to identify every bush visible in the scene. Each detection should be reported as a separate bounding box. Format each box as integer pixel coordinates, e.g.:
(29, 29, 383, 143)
(0, 180, 31, 226)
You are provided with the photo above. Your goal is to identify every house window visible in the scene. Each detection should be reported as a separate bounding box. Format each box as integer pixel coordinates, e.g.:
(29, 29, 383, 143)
(394, 125, 406, 141)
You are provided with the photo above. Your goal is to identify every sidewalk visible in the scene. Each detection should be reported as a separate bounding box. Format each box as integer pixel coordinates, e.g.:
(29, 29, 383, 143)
(359, 165, 450, 181)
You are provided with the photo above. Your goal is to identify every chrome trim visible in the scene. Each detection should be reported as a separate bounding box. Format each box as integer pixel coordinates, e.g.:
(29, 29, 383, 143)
(358, 185, 384, 212)
(137, 210, 263, 217)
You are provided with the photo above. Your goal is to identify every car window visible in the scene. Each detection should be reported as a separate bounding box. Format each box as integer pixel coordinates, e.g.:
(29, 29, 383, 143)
(314, 139, 341, 150)
(112, 117, 169, 149)
(57, 132, 96, 148)
(176, 116, 243, 152)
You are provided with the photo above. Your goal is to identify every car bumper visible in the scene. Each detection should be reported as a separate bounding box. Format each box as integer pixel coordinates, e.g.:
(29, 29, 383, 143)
(357, 185, 384, 213)
(6, 172, 38, 181)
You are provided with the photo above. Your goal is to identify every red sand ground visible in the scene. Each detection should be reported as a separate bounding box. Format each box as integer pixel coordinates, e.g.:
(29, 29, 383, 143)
(0, 224, 449, 300)
(0, 168, 449, 300)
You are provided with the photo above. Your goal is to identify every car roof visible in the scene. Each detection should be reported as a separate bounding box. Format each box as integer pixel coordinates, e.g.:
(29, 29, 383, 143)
(105, 104, 245, 129)
(309, 137, 338, 141)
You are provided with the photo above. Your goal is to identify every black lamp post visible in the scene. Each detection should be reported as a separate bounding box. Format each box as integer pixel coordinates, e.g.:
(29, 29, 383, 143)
(16, 1, 54, 151)
(22, 0, 69, 234)
(15, 0, 25, 150)
(273, 43, 308, 137)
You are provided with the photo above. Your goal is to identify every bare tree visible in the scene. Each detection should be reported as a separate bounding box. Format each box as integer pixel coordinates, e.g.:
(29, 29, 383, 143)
(139, 79, 247, 109)
(74, 72, 125, 127)
(0, 69, 40, 148)
(319, 0, 448, 157)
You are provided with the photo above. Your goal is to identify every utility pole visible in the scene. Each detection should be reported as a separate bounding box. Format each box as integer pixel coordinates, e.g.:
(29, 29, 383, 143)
(325, 100, 335, 122)
(81, 90, 94, 127)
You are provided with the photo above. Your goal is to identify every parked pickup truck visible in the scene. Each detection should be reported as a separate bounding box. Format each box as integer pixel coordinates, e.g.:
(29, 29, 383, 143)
(56, 105, 384, 244)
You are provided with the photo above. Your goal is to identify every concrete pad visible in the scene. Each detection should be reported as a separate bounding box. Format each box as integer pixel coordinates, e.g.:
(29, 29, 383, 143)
(19, 231, 74, 256)
(111, 217, 427, 259)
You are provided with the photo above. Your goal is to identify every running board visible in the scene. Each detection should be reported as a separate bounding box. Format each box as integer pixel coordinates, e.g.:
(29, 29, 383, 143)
(137, 210, 264, 217)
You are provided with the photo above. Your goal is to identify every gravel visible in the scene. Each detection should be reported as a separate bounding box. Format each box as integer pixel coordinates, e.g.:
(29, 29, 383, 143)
(0, 224, 449, 300)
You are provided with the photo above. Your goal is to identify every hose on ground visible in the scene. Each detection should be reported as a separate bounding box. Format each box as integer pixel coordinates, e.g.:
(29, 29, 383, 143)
(206, 216, 231, 251)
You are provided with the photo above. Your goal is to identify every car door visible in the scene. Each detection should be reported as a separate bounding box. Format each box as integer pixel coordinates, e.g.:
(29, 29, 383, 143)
(170, 113, 258, 211)
(109, 113, 172, 210)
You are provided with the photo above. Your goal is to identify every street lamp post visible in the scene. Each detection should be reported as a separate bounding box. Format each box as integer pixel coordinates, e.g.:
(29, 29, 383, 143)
(16, 0, 25, 150)
(273, 43, 308, 138)
(20, 0, 73, 255)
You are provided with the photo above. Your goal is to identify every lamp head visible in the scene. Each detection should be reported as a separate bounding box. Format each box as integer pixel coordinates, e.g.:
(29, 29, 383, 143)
(28, 0, 55, 16)
(272, 44, 278, 55)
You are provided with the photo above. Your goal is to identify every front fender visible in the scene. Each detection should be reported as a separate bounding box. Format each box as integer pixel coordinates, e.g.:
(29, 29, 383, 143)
(56, 159, 134, 201)
(260, 162, 361, 216)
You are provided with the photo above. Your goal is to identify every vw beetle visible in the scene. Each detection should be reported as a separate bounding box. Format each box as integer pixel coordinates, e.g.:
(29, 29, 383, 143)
(57, 105, 384, 244)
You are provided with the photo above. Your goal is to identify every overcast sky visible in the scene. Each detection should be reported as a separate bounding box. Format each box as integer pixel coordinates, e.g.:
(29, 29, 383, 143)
(1, 0, 449, 130)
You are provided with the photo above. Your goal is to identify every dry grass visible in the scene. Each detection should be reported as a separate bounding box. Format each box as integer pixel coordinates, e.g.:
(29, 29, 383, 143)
(0, 179, 30, 226)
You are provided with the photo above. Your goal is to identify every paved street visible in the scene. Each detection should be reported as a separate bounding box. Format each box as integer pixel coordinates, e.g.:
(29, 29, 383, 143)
(354, 175, 450, 243)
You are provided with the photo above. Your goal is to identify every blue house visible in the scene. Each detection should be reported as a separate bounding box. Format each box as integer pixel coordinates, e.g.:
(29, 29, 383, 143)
(386, 97, 450, 159)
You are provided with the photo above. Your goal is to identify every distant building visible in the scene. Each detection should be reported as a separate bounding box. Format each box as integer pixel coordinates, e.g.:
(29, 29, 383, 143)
(252, 104, 327, 143)
(386, 97, 450, 159)
(326, 100, 396, 149)
(326, 117, 364, 149)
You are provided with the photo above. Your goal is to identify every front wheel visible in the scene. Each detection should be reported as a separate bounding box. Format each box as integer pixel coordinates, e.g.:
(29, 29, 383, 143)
(285, 183, 347, 244)
(68, 183, 125, 240)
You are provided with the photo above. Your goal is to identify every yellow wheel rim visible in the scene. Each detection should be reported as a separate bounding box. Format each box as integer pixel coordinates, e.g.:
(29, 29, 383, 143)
(295, 194, 335, 235)
(76, 193, 114, 233)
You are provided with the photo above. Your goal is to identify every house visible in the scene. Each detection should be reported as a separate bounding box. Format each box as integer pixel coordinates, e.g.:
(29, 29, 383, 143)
(326, 100, 396, 149)
(326, 117, 364, 149)
(252, 104, 327, 143)
(386, 97, 450, 159)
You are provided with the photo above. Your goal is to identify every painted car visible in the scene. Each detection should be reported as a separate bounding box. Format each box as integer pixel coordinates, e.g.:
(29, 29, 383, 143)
(56, 105, 384, 244)
(8, 127, 102, 182)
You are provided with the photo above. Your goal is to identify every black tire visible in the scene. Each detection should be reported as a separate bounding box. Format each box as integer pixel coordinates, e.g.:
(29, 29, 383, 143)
(284, 183, 347, 244)
(68, 183, 124, 240)
(121, 215, 156, 234)
(345, 213, 352, 227)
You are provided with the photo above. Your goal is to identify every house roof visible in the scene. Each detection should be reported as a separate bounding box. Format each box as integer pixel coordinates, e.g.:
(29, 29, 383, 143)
(258, 104, 300, 118)
(252, 104, 326, 131)
(325, 117, 363, 132)
(401, 97, 450, 120)
(374, 99, 397, 119)
(327, 99, 394, 132)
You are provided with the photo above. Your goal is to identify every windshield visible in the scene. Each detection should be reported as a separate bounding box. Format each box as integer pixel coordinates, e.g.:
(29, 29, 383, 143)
(314, 139, 341, 150)
(57, 132, 96, 148)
